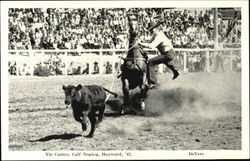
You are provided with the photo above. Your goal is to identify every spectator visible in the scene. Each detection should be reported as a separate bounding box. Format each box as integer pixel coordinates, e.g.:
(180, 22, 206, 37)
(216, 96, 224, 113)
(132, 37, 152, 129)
(19, 63, 30, 75)
(105, 61, 112, 74)
(9, 61, 17, 75)
(82, 63, 89, 74)
(92, 62, 99, 74)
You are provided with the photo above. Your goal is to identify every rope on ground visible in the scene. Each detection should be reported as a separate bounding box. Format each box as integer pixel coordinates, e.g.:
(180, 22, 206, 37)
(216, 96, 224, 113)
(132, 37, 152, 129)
(105, 70, 117, 102)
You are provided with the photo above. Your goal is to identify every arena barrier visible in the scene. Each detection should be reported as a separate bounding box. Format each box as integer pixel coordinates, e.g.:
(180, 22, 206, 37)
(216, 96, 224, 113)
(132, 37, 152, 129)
(8, 48, 241, 76)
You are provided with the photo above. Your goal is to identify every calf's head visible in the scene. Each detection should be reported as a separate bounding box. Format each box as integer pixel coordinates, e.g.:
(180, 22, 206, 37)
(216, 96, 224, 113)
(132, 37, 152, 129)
(62, 84, 83, 105)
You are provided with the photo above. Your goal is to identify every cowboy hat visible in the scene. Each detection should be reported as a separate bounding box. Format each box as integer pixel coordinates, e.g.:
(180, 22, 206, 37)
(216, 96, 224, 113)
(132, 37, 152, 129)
(146, 21, 160, 31)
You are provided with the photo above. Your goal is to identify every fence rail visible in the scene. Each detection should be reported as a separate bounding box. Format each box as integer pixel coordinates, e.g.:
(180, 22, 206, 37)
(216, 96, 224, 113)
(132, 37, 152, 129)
(8, 48, 241, 53)
(8, 48, 241, 76)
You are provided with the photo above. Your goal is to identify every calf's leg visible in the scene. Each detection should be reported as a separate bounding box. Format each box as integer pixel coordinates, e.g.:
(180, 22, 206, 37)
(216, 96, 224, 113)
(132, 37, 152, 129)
(73, 113, 82, 123)
(81, 114, 88, 131)
(87, 111, 97, 137)
(97, 105, 105, 124)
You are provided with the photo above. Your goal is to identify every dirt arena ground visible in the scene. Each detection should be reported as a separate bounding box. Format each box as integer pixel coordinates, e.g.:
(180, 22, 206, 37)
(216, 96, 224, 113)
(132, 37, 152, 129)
(8, 72, 241, 150)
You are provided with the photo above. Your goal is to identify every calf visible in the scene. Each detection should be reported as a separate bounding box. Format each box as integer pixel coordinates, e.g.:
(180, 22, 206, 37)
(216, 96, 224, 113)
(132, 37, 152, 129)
(62, 84, 117, 137)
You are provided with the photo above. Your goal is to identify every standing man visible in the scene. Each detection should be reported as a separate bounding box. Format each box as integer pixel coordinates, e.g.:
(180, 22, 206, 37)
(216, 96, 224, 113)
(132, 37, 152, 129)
(139, 21, 179, 88)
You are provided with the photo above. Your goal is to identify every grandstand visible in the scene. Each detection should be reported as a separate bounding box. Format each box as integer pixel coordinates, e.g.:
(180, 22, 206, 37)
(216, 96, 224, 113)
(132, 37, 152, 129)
(8, 7, 241, 76)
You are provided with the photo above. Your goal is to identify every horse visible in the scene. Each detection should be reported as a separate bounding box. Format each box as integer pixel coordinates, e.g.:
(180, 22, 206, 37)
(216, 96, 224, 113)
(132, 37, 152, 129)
(119, 43, 149, 115)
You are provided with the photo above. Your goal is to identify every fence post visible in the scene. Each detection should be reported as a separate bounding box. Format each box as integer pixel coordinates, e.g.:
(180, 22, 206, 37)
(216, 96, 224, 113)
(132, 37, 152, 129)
(112, 51, 116, 74)
(230, 50, 233, 72)
(206, 51, 210, 72)
(183, 51, 187, 72)
(30, 51, 34, 76)
(88, 53, 93, 75)
(65, 52, 68, 76)
(99, 51, 103, 74)
(16, 52, 20, 76)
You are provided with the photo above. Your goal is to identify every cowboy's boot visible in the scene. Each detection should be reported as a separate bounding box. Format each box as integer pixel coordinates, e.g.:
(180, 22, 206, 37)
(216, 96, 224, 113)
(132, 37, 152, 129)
(167, 64, 179, 80)
(172, 70, 179, 80)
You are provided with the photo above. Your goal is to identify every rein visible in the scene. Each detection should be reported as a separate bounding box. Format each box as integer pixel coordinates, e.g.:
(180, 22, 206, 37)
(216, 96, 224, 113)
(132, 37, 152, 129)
(119, 44, 147, 62)
(119, 56, 147, 62)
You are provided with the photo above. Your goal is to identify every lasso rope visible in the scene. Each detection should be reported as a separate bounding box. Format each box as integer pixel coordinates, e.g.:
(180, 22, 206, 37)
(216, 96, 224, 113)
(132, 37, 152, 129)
(105, 67, 118, 102)
(104, 44, 137, 102)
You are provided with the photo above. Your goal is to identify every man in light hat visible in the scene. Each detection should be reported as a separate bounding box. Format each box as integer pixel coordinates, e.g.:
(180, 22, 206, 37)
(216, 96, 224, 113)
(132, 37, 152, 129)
(139, 21, 179, 88)
(92, 62, 99, 74)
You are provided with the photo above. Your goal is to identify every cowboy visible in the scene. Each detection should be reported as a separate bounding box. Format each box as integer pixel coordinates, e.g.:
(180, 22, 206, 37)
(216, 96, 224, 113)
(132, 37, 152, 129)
(139, 21, 179, 88)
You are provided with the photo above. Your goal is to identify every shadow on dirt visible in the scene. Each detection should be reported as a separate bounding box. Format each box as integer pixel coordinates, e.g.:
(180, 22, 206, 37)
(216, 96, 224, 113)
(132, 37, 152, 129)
(104, 112, 121, 117)
(27, 133, 81, 142)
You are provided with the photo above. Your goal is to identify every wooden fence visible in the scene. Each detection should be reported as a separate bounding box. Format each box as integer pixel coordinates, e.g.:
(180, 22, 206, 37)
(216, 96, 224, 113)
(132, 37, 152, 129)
(8, 48, 241, 76)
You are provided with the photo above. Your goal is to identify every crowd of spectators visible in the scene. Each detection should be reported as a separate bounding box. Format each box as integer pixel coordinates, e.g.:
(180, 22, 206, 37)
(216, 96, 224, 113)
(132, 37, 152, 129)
(8, 8, 241, 50)
(8, 8, 241, 76)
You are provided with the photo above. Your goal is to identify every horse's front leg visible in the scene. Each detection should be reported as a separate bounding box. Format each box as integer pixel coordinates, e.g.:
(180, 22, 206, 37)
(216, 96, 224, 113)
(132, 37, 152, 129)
(121, 78, 130, 114)
(140, 73, 149, 112)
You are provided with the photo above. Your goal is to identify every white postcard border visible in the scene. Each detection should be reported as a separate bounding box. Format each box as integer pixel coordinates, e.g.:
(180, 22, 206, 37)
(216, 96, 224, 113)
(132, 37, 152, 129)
(1, 0, 249, 160)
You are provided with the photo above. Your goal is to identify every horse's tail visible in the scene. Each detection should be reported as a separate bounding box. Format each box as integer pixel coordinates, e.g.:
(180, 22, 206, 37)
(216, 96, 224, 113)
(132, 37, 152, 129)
(103, 87, 118, 98)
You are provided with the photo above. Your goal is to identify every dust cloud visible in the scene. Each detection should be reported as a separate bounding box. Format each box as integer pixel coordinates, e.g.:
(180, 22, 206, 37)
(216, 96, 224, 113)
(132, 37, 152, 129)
(106, 73, 241, 134)
(144, 87, 234, 122)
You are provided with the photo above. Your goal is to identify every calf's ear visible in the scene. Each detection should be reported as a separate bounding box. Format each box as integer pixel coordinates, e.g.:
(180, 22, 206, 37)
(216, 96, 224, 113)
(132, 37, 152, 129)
(76, 84, 82, 90)
(62, 85, 66, 90)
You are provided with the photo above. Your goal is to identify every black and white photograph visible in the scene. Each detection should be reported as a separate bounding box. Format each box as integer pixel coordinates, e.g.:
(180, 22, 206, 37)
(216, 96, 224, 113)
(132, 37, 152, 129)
(1, 0, 249, 160)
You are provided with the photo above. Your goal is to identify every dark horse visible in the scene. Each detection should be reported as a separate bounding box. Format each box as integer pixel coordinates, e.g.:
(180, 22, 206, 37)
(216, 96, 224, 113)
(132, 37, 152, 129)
(119, 15, 149, 114)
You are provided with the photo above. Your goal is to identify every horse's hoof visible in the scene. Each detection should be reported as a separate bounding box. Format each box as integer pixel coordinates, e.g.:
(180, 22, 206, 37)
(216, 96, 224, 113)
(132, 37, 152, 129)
(119, 108, 123, 115)
(120, 108, 126, 115)
(141, 102, 145, 111)
(119, 104, 126, 115)
(120, 110, 125, 115)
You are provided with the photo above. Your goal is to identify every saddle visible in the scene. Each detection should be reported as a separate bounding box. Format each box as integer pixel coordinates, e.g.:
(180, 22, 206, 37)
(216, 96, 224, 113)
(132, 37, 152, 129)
(117, 53, 149, 79)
